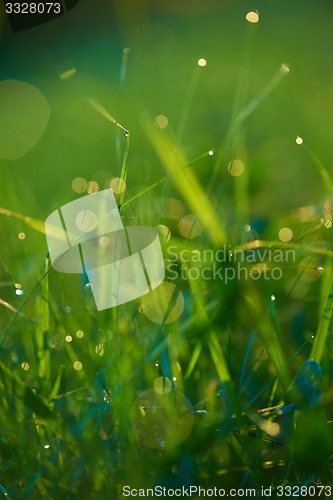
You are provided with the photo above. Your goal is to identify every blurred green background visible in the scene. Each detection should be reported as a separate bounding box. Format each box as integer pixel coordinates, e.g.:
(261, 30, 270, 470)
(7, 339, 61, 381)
(1, 0, 333, 498)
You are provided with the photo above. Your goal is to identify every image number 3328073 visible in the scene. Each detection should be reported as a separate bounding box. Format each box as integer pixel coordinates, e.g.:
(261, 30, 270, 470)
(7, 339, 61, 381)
(3, 0, 80, 32)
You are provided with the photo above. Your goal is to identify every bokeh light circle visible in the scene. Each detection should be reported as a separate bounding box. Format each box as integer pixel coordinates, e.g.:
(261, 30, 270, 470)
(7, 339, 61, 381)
(0, 80, 50, 160)
(130, 389, 194, 449)
(141, 281, 184, 324)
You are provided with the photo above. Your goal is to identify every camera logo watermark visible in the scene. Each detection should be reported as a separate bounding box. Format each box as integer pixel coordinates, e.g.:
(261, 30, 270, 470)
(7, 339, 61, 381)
(45, 189, 165, 310)
(166, 245, 296, 282)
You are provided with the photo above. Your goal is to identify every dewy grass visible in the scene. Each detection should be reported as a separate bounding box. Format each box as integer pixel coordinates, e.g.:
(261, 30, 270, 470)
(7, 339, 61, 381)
(1, 7, 333, 497)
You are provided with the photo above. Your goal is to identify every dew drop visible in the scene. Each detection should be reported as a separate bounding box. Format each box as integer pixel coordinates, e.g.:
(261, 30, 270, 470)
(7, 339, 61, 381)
(281, 63, 290, 74)
(296, 136, 303, 145)
(271, 295, 276, 301)
(124, 130, 129, 137)
(245, 11, 259, 23)
(15, 289, 23, 296)
(208, 150, 214, 156)
(48, 337, 57, 348)
(317, 266, 325, 275)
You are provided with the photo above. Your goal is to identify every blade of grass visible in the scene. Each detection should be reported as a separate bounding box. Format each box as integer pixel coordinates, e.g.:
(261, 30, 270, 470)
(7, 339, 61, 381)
(0, 206, 63, 237)
(208, 64, 289, 199)
(116, 48, 130, 169)
(118, 132, 130, 208)
(243, 333, 314, 411)
(37, 254, 51, 385)
(310, 268, 333, 363)
(304, 144, 333, 198)
(141, 113, 227, 244)
(183, 342, 203, 381)
(0, 149, 214, 344)
(155, 61, 204, 225)
(0, 361, 78, 448)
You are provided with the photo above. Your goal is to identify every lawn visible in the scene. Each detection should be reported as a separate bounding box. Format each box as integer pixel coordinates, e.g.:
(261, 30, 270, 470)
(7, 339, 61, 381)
(0, 0, 333, 498)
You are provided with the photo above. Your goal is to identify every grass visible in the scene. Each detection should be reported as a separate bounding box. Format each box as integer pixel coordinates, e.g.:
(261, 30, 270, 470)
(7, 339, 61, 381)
(1, 1, 333, 498)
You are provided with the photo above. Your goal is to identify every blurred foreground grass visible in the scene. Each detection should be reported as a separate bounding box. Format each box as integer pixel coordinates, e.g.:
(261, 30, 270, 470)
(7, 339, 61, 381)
(1, 0, 333, 498)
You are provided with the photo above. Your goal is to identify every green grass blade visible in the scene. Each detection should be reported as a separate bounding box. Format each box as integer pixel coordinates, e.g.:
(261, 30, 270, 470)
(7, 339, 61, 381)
(184, 342, 203, 381)
(118, 132, 130, 207)
(0, 362, 77, 448)
(141, 114, 228, 244)
(305, 145, 333, 197)
(310, 269, 333, 362)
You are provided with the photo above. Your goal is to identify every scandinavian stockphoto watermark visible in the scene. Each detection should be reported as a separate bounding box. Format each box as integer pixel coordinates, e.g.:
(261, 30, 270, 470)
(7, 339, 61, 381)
(166, 245, 296, 282)
(45, 189, 165, 310)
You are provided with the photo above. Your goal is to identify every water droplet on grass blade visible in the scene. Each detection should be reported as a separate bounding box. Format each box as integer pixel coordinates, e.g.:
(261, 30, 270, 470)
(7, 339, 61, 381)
(124, 130, 129, 137)
(246, 11, 259, 23)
